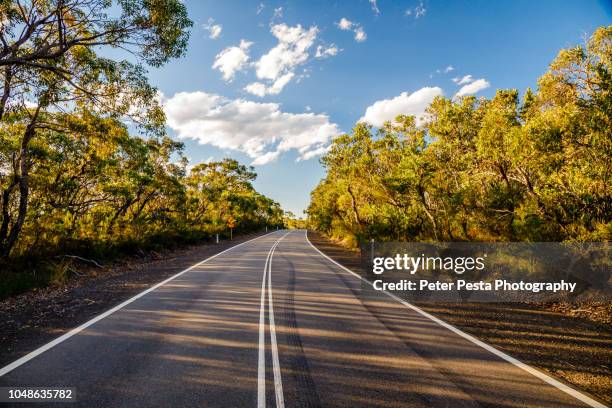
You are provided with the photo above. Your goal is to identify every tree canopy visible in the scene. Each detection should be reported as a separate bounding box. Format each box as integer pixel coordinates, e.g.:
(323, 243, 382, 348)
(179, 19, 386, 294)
(308, 26, 611, 245)
(0, 1, 283, 267)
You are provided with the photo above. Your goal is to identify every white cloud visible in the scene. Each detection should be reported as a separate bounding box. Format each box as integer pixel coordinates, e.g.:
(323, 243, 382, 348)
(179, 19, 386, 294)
(360, 87, 444, 127)
(255, 24, 318, 81)
(244, 72, 295, 97)
(406, 1, 426, 18)
(452, 74, 474, 85)
(202, 18, 222, 39)
(273, 6, 283, 19)
(354, 27, 367, 42)
(209, 25, 222, 39)
(415, 2, 427, 17)
(338, 18, 353, 30)
(256, 3, 265, 14)
(315, 44, 339, 58)
(455, 78, 490, 97)
(435, 65, 454, 75)
(299, 144, 331, 161)
(212, 39, 253, 81)
(369, 0, 380, 14)
(244, 82, 267, 97)
(248, 24, 319, 95)
(251, 150, 280, 166)
(271, 72, 295, 91)
(336, 18, 366, 42)
(163, 91, 341, 165)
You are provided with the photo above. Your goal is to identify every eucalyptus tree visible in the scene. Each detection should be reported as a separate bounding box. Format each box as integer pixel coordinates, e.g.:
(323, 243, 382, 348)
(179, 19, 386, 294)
(0, 0, 192, 257)
(308, 26, 611, 244)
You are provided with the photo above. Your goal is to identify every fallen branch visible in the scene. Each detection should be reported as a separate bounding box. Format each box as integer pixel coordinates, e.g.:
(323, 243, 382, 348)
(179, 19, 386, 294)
(56, 255, 103, 268)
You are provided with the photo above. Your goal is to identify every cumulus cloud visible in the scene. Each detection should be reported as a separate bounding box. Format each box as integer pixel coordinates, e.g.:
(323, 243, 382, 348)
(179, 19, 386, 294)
(452, 74, 474, 85)
(455, 78, 490, 97)
(337, 17, 353, 30)
(251, 150, 280, 166)
(244, 72, 295, 97)
(256, 24, 318, 80)
(354, 27, 367, 42)
(212, 39, 253, 81)
(315, 44, 339, 58)
(299, 144, 331, 161)
(162, 91, 341, 165)
(245, 24, 321, 96)
(202, 18, 222, 39)
(360, 87, 444, 127)
(336, 18, 367, 42)
(244, 82, 267, 97)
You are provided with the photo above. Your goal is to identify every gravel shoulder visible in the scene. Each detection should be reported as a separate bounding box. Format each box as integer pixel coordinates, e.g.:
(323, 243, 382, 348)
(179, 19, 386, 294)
(307, 231, 612, 406)
(0, 232, 267, 369)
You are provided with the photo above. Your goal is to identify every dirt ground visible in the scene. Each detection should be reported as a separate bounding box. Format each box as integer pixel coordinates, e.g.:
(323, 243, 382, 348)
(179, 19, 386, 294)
(307, 231, 612, 406)
(0, 232, 267, 368)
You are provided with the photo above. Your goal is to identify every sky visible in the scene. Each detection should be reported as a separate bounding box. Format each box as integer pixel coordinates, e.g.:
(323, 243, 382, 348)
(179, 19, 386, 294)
(148, 0, 611, 216)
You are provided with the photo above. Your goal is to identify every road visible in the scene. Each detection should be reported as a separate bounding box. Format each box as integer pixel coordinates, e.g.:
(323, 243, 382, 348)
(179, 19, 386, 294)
(0, 230, 605, 407)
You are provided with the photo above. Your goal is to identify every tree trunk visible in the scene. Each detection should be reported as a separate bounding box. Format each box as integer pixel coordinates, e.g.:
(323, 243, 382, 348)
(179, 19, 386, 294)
(0, 176, 18, 245)
(0, 66, 12, 120)
(417, 186, 439, 240)
(0, 107, 39, 258)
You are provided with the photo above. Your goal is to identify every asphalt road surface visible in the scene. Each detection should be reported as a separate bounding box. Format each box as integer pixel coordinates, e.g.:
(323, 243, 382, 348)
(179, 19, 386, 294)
(0, 230, 605, 407)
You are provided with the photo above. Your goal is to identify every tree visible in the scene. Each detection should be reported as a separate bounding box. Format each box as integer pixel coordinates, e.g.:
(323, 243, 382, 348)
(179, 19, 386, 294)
(308, 26, 611, 244)
(0, 0, 191, 257)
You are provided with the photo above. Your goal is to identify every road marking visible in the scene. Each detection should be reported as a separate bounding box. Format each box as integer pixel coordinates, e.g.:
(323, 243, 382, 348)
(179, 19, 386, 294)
(304, 230, 607, 408)
(268, 234, 287, 408)
(0, 231, 278, 378)
(258, 232, 289, 408)
(258, 242, 270, 408)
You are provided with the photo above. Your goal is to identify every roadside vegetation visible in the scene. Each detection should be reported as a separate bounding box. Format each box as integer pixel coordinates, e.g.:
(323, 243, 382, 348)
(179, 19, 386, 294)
(307, 27, 611, 246)
(307, 30, 611, 400)
(0, 1, 283, 297)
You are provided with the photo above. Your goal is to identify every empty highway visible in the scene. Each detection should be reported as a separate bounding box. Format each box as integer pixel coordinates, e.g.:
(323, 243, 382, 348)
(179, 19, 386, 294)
(0, 230, 605, 407)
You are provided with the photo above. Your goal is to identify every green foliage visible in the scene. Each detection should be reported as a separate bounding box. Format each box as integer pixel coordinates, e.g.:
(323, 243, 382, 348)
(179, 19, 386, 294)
(0, 111, 283, 297)
(308, 27, 611, 245)
(0, 110, 282, 253)
(0, 1, 282, 298)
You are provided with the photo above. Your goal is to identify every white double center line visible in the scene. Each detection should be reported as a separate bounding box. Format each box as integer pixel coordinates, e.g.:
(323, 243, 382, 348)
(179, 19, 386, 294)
(258, 232, 289, 408)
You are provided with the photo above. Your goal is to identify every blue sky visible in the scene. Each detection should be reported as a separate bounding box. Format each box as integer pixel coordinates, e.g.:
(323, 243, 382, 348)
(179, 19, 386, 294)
(148, 0, 610, 216)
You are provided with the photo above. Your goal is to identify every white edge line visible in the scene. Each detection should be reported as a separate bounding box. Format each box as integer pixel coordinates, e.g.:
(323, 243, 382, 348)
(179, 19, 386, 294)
(269, 232, 289, 408)
(0, 231, 279, 378)
(304, 230, 607, 408)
